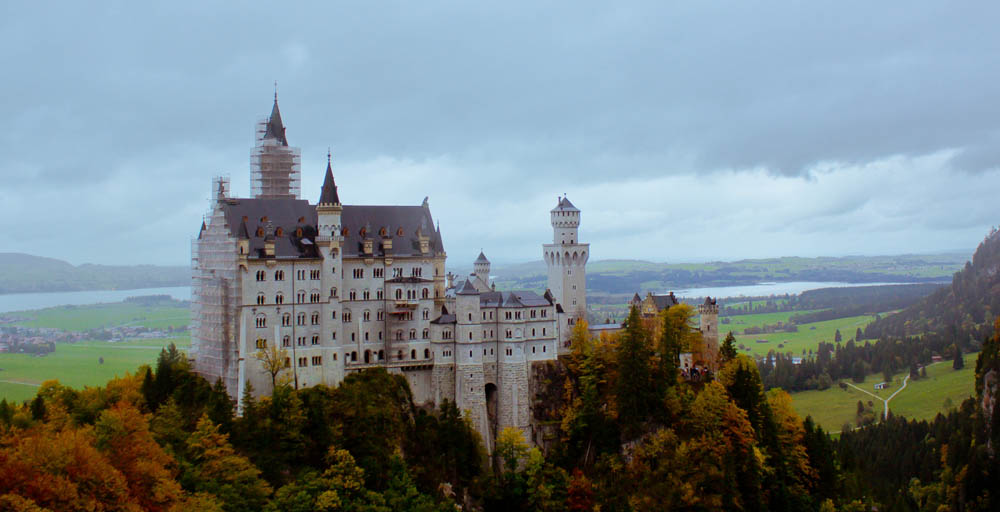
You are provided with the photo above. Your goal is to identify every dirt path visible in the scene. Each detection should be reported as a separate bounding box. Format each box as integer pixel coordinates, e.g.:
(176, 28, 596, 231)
(0, 379, 40, 387)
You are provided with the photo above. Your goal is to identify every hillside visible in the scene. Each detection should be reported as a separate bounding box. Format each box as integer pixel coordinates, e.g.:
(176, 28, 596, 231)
(0, 253, 189, 294)
(864, 228, 1000, 344)
(479, 253, 965, 299)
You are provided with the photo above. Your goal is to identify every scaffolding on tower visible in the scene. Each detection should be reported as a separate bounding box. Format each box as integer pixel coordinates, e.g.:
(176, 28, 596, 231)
(250, 117, 301, 199)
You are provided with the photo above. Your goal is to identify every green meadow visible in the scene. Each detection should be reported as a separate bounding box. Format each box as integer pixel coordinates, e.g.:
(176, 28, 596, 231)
(790, 351, 978, 432)
(724, 311, 879, 358)
(0, 337, 190, 403)
(9, 301, 189, 331)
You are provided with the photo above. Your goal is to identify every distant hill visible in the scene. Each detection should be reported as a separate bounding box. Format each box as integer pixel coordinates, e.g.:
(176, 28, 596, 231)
(864, 230, 1000, 345)
(476, 253, 965, 301)
(0, 253, 189, 294)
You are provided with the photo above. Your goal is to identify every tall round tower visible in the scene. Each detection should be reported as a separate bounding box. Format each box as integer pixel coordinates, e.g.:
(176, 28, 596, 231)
(699, 297, 720, 366)
(542, 196, 589, 349)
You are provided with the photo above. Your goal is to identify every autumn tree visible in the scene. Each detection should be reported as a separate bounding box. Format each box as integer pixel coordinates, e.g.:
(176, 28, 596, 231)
(185, 414, 271, 512)
(254, 344, 290, 392)
(94, 402, 184, 511)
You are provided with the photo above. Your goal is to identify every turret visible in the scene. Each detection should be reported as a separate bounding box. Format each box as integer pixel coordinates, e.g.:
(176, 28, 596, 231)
(474, 251, 490, 287)
(550, 196, 580, 245)
(699, 297, 720, 365)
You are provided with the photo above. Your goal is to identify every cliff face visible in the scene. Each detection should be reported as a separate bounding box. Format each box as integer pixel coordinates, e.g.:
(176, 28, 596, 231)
(976, 319, 1000, 455)
(864, 228, 1000, 344)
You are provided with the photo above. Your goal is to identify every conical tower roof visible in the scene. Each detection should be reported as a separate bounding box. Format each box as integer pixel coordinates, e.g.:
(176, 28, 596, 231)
(475, 251, 489, 264)
(263, 95, 288, 146)
(318, 153, 340, 205)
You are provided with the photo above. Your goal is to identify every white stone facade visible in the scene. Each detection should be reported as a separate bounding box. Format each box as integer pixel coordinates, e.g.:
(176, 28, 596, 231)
(192, 99, 585, 449)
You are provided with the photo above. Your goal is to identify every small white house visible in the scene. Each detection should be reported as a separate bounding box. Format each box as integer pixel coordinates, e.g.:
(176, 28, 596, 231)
(874, 382, 888, 390)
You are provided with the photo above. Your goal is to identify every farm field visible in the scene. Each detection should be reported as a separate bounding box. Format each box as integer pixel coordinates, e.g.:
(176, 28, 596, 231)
(0, 337, 190, 403)
(8, 301, 189, 331)
(790, 351, 978, 432)
(727, 312, 879, 358)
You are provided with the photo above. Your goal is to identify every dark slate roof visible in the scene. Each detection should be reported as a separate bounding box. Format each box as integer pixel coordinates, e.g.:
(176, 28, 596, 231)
(552, 196, 579, 212)
(478, 290, 552, 308)
(652, 292, 680, 310)
(318, 160, 340, 205)
(237, 218, 250, 240)
(632, 293, 642, 302)
(220, 198, 320, 259)
(703, 296, 717, 306)
(456, 279, 479, 295)
(263, 99, 288, 146)
(431, 313, 457, 325)
(475, 251, 489, 264)
(340, 205, 445, 258)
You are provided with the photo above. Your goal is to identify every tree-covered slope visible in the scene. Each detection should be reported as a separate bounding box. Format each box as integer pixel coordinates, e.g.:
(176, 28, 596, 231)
(864, 228, 1000, 344)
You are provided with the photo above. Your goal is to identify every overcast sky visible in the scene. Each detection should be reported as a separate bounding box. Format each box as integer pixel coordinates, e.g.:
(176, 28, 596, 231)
(2, 2, 998, 267)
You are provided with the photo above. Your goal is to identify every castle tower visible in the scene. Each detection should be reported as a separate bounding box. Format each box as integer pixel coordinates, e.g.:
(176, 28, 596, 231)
(543, 196, 589, 345)
(251, 93, 302, 199)
(317, 152, 345, 383)
(474, 251, 490, 287)
(454, 279, 489, 448)
(699, 297, 719, 366)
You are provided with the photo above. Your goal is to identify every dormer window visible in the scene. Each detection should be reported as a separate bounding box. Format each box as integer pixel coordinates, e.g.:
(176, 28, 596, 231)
(379, 227, 387, 237)
(256, 227, 264, 237)
(342, 227, 349, 236)
(295, 228, 303, 237)
(275, 227, 283, 237)
(360, 228, 367, 237)
(397, 227, 404, 236)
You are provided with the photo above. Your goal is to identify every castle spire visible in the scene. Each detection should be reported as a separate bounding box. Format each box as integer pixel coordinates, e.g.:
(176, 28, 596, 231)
(263, 90, 288, 146)
(318, 150, 340, 205)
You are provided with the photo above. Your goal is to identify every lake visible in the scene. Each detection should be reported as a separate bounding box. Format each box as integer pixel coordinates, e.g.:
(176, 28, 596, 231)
(672, 281, 924, 299)
(0, 286, 191, 314)
(0, 281, 932, 314)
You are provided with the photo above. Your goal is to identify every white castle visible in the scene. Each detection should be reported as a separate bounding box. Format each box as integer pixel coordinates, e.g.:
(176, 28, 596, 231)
(191, 97, 588, 448)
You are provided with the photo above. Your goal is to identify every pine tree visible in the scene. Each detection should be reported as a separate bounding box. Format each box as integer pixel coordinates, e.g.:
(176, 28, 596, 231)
(953, 345, 964, 370)
(835, 329, 843, 343)
(721, 331, 738, 362)
(855, 327, 864, 342)
(616, 306, 655, 440)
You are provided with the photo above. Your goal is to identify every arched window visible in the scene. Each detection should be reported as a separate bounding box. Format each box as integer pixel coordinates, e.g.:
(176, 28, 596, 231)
(282, 336, 290, 347)
(395, 330, 403, 341)
(275, 293, 283, 305)
(421, 288, 429, 299)
(422, 329, 429, 339)
(410, 349, 416, 359)
(378, 350, 384, 361)
(297, 290, 306, 302)
(275, 270, 284, 280)
(281, 313, 291, 326)
(255, 315, 266, 328)
(424, 348, 430, 358)
(409, 329, 416, 340)
(398, 350, 404, 360)
(330, 287, 337, 298)
(255, 338, 267, 349)
(364, 350, 371, 364)
(297, 312, 306, 326)
(256, 270, 265, 281)
(256, 293, 265, 305)
(311, 312, 320, 325)
(395, 289, 403, 300)
(351, 351, 357, 362)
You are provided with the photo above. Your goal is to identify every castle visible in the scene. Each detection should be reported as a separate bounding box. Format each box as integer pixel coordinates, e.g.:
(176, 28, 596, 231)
(190, 96, 587, 449)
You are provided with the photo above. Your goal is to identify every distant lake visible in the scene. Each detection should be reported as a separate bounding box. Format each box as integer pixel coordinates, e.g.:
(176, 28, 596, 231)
(0, 286, 191, 314)
(673, 281, 927, 299)
(0, 281, 938, 314)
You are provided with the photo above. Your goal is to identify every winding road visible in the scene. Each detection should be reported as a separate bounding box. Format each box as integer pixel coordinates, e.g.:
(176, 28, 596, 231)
(845, 373, 911, 420)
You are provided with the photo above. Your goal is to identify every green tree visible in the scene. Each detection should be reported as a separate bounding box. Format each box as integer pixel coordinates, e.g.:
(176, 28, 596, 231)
(720, 331, 738, 362)
(855, 327, 864, 342)
(266, 448, 387, 512)
(953, 344, 964, 370)
(834, 329, 843, 343)
(615, 306, 656, 440)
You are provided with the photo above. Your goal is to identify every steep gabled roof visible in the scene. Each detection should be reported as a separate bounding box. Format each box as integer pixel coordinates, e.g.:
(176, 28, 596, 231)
(237, 218, 250, 240)
(318, 159, 340, 205)
(552, 196, 579, 212)
(456, 279, 480, 295)
(263, 98, 288, 146)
